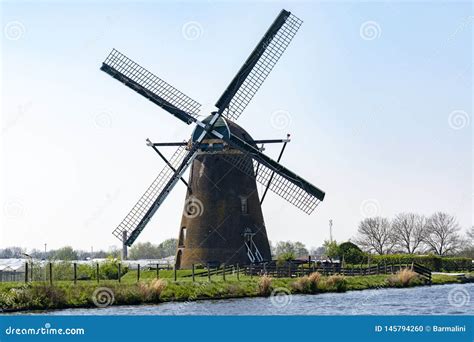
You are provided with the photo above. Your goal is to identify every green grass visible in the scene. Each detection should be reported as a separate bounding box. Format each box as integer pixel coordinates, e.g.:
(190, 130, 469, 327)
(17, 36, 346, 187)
(0, 272, 465, 312)
(345, 275, 390, 290)
(431, 274, 463, 285)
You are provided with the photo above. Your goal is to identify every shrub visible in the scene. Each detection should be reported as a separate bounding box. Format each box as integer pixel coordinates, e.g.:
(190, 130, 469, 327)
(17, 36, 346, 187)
(387, 268, 419, 287)
(292, 276, 311, 293)
(276, 252, 296, 267)
(338, 242, 366, 264)
(308, 272, 321, 292)
(3, 284, 67, 310)
(371, 254, 472, 272)
(138, 279, 167, 302)
(324, 275, 347, 292)
(258, 275, 273, 296)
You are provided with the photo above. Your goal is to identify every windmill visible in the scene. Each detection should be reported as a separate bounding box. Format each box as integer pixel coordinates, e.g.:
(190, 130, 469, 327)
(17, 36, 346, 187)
(100, 9, 325, 268)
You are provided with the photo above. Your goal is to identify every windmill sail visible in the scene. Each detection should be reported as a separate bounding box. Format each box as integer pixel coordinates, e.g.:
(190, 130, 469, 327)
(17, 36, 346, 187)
(114, 113, 224, 246)
(215, 10, 302, 121)
(101, 9, 326, 250)
(219, 133, 325, 214)
(112, 145, 191, 245)
(101, 49, 201, 124)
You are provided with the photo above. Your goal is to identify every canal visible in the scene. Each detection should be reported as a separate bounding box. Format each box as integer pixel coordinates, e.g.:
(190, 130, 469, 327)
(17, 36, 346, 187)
(27, 283, 474, 316)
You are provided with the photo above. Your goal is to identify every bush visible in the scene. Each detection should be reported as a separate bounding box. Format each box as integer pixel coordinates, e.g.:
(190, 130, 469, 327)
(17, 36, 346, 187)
(276, 252, 296, 267)
(387, 268, 419, 287)
(258, 275, 273, 296)
(292, 276, 311, 293)
(324, 275, 347, 292)
(308, 272, 321, 293)
(100, 259, 128, 280)
(371, 254, 472, 272)
(338, 242, 366, 264)
(138, 279, 167, 302)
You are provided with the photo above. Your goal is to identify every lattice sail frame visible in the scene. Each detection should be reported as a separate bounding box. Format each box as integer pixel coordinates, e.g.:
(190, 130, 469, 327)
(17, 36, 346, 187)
(222, 13, 303, 121)
(112, 146, 189, 241)
(103, 49, 201, 118)
(220, 152, 321, 214)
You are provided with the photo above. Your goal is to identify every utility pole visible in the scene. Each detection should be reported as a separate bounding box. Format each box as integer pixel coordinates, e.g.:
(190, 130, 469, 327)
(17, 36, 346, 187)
(329, 219, 333, 243)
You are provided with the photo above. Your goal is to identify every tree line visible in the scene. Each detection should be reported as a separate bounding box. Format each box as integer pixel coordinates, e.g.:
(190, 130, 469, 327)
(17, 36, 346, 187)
(0, 239, 178, 260)
(1, 213, 471, 262)
(354, 212, 473, 256)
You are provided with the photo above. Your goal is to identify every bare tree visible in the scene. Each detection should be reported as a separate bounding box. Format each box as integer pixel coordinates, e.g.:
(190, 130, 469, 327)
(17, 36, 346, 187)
(391, 213, 427, 254)
(354, 217, 395, 254)
(424, 212, 461, 256)
(467, 226, 474, 243)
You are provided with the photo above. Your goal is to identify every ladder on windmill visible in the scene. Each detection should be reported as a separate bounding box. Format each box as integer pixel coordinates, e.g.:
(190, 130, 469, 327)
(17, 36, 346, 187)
(243, 228, 263, 263)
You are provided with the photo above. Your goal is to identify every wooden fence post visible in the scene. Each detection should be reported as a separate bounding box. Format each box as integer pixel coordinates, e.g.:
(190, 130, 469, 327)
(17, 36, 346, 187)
(288, 263, 291, 277)
(117, 263, 121, 283)
(250, 264, 253, 279)
(49, 262, 53, 285)
(96, 263, 100, 283)
(207, 263, 211, 282)
(137, 264, 141, 282)
(174, 266, 177, 281)
(73, 263, 77, 284)
(237, 264, 240, 280)
(24, 262, 28, 283)
(156, 264, 159, 279)
(192, 264, 195, 282)
(222, 264, 226, 281)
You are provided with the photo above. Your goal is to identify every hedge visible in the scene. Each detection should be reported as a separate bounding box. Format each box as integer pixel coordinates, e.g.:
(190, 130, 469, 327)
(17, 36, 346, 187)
(370, 254, 472, 272)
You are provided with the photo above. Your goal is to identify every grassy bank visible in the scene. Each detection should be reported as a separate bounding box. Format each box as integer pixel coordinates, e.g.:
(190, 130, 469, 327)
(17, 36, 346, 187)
(0, 271, 466, 312)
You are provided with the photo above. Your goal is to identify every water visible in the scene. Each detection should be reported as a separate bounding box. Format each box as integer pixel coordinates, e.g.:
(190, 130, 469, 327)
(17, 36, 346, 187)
(26, 283, 473, 316)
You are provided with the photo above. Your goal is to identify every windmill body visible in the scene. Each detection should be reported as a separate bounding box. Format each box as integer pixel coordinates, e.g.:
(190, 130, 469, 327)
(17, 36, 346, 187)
(100, 9, 326, 268)
(177, 116, 271, 268)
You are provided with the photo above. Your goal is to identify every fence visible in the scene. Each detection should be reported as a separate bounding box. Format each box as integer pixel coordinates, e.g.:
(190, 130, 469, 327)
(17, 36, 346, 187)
(241, 262, 432, 283)
(0, 261, 433, 284)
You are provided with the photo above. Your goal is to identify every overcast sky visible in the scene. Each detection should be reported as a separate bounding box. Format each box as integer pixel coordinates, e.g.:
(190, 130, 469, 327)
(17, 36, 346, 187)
(1, 0, 472, 252)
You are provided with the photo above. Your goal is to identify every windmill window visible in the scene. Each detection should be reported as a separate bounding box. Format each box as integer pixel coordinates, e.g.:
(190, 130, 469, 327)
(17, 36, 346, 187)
(179, 227, 187, 247)
(240, 197, 248, 215)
